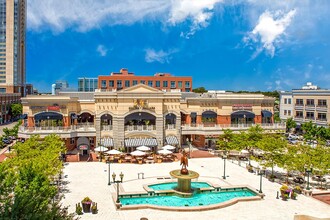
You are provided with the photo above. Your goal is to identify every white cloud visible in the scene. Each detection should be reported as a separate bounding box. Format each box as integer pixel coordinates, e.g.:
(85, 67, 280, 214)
(145, 49, 178, 63)
(27, 0, 171, 32)
(27, 0, 222, 36)
(96, 45, 108, 57)
(169, 0, 222, 38)
(244, 9, 296, 58)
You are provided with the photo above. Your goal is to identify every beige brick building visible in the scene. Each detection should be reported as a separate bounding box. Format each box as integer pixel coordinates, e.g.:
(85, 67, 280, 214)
(19, 84, 283, 156)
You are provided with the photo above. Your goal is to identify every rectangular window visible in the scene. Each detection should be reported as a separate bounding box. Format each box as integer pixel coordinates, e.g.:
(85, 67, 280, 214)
(318, 99, 327, 106)
(70, 138, 75, 144)
(101, 80, 106, 88)
(0, 88, 6, 93)
(109, 80, 114, 87)
(306, 112, 314, 119)
(284, 110, 287, 115)
(178, 81, 182, 88)
(117, 80, 122, 88)
(296, 99, 303, 105)
(125, 80, 130, 87)
(89, 138, 94, 145)
(185, 81, 190, 88)
(296, 111, 303, 118)
(140, 80, 145, 84)
(306, 99, 314, 106)
(185, 88, 191, 92)
(148, 80, 153, 87)
(284, 98, 287, 104)
(156, 81, 160, 87)
(163, 81, 168, 87)
(170, 81, 176, 88)
(318, 113, 327, 121)
(288, 99, 291, 104)
(133, 80, 138, 86)
(288, 110, 291, 116)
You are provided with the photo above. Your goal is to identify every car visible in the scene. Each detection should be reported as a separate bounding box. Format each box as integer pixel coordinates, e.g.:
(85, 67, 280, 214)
(3, 139, 10, 145)
(288, 139, 298, 145)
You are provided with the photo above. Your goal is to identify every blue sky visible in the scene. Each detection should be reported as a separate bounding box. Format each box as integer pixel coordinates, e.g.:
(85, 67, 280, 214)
(27, 0, 330, 92)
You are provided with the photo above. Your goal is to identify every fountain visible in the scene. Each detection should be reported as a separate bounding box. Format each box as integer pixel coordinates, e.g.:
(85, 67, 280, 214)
(169, 152, 199, 193)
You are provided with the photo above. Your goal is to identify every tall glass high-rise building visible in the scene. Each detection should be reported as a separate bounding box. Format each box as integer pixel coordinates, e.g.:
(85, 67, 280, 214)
(0, 0, 26, 95)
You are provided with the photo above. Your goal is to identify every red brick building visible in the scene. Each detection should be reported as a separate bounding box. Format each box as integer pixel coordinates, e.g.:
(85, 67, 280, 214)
(98, 68, 192, 92)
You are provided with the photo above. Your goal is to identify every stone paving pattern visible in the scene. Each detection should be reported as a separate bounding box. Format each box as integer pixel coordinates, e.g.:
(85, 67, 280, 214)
(62, 158, 330, 220)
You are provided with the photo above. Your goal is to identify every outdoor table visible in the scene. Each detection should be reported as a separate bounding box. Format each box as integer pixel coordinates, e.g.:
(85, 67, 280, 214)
(147, 156, 153, 160)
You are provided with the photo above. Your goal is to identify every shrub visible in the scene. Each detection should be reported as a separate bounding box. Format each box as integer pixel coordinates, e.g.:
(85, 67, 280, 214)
(81, 197, 92, 204)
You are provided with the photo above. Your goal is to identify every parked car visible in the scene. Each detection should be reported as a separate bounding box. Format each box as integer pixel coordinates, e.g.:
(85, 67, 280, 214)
(2, 139, 10, 145)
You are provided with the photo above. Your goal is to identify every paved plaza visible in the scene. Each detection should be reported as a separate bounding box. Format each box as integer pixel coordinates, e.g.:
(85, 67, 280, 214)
(61, 158, 330, 220)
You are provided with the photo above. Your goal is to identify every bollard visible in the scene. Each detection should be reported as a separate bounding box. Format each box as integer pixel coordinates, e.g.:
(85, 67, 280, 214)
(276, 191, 279, 199)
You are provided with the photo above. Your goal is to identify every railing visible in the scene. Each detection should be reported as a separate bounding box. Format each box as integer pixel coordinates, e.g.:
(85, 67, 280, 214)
(19, 125, 96, 133)
(124, 125, 156, 131)
(316, 105, 327, 108)
(316, 118, 327, 121)
(305, 117, 315, 120)
(101, 125, 113, 131)
(165, 124, 176, 130)
(181, 123, 285, 130)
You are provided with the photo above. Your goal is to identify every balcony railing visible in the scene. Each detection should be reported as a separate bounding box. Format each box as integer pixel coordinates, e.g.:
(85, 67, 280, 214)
(165, 124, 176, 130)
(181, 123, 285, 130)
(305, 117, 315, 120)
(317, 105, 327, 108)
(317, 118, 327, 121)
(19, 125, 96, 133)
(124, 125, 156, 131)
(101, 125, 113, 131)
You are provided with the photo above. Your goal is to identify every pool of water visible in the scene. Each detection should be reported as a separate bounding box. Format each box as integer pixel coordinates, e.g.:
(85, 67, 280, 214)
(149, 182, 211, 191)
(120, 188, 256, 207)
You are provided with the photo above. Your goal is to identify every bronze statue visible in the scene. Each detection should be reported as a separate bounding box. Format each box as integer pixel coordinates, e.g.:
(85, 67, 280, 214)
(180, 151, 189, 175)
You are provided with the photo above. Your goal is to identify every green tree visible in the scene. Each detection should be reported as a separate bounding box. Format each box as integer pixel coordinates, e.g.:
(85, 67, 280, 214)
(10, 103, 22, 118)
(256, 134, 287, 178)
(286, 117, 296, 132)
(217, 129, 235, 152)
(246, 125, 263, 149)
(0, 135, 74, 219)
(192, 87, 208, 93)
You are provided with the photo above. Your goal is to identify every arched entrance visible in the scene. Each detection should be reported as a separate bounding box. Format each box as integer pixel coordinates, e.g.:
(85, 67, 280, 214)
(78, 112, 94, 124)
(202, 111, 217, 126)
(261, 110, 273, 124)
(77, 137, 90, 155)
(101, 114, 113, 130)
(124, 112, 156, 126)
(165, 113, 176, 129)
(34, 111, 63, 127)
(231, 111, 255, 125)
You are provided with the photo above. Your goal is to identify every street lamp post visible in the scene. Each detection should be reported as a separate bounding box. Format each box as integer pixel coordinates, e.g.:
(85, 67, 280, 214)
(112, 172, 124, 203)
(186, 137, 191, 158)
(222, 155, 227, 179)
(107, 159, 111, 185)
(47, 116, 50, 128)
(257, 167, 265, 193)
(305, 166, 313, 190)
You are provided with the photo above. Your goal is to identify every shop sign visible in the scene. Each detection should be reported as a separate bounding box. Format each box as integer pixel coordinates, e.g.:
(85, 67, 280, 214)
(232, 104, 252, 111)
(47, 106, 60, 111)
(79, 145, 89, 150)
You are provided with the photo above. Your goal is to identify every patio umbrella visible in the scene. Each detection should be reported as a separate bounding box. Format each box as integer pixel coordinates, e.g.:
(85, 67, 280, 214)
(105, 149, 122, 155)
(136, 145, 150, 151)
(130, 150, 146, 156)
(94, 146, 108, 152)
(158, 149, 173, 155)
(162, 145, 176, 150)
